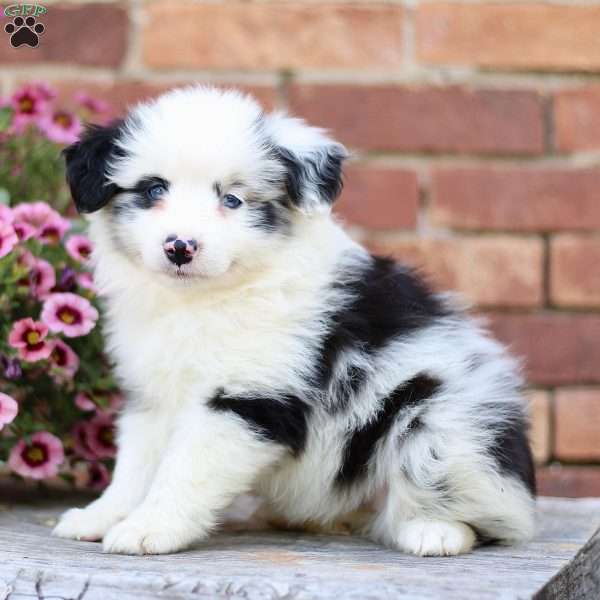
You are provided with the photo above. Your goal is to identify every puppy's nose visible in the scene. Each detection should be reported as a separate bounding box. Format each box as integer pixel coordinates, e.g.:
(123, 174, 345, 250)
(163, 236, 198, 266)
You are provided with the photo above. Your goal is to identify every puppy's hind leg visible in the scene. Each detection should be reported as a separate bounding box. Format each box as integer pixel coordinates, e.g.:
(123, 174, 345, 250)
(369, 477, 477, 557)
(382, 517, 476, 557)
(53, 407, 171, 542)
(368, 435, 535, 556)
(367, 430, 479, 557)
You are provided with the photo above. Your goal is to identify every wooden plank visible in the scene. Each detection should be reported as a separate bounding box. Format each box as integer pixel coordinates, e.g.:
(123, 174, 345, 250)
(534, 525, 600, 600)
(0, 491, 599, 600)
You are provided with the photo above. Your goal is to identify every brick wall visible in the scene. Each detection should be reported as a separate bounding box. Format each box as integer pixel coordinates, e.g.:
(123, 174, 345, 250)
(2, 0, 599, 496)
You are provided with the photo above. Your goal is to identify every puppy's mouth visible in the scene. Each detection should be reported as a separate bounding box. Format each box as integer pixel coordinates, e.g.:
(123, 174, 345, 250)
(161, 263, 200, 280)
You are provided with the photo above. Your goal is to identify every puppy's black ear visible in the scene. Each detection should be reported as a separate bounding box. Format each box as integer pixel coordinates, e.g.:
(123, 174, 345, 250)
(266, 114, 348, 214)
(63, 121, 125, 214)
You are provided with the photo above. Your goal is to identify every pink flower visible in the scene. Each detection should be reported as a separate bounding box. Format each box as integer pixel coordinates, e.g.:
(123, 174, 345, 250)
(38, 110, 82, 145)
(65, 234, 93, 263)
(75, 390, 122, 414)
(75, 392, 96, 411)
(37, 215, 71, 245)
(8, 318, 52, 362)
(76, 271, 97, 293)
(72, 413, 117, 460)
(41, 293, 98, 337)
(10, 85, 49, 131)
(73, 460, 111, 491)
(49, 339, 80, 380)
(20, 254, 56, 299)
(74, 91, 110, 115)
(12, 201, 55, 228)
(0, 204, 14, 224)
(12, 202, 70, 244)
(87, 461, 111, 490)
(86, 413, 117, 459)
(33, 82, 56, 102)
(12, 221, 36, 241)
(71, 421, 97, 460)
(34, 259, 57, 298)
(0, 393, 18, 429)
(8, 431, 64, 480)
(0, 221, 18, 258)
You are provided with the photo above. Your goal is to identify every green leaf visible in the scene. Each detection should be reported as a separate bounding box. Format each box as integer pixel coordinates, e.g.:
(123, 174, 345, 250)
(0, 188, 10, 205)
(0, 107, 12, 132)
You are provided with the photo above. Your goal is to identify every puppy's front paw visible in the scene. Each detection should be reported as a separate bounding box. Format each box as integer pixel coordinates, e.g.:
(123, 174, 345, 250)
(102, 515, 195, 555)
(52, 505, 124, 542)
(395, 519, 476, 556)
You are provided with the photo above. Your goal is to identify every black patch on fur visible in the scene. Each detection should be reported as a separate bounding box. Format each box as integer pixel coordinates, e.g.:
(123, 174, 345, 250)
(248, 200, 291, 234)
(489, 419, 536, 495)
(317, 256, 447, 410)
(335, 374, 442, 486)
(330, 365, 368, 413)
(63, 121, 126, 214)
(128, 176, 170, 210)
(273, 144, 346, 209)
(346, 366, 367, 396)
(208, 389, 311, 456)
(406, 414, 424, 433)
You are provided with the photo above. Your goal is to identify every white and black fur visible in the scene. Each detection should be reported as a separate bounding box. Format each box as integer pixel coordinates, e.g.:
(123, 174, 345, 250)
(53, 86, 535, 556)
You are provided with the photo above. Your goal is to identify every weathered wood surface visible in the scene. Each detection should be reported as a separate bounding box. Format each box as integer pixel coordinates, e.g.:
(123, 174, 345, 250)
(534, 524, 600, 600)
(0, 490, 599, 600)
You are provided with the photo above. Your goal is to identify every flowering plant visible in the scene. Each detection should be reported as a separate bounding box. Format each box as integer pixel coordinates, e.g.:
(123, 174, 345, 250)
(0, 83, 118, 491)
(0, 82, 109, 213)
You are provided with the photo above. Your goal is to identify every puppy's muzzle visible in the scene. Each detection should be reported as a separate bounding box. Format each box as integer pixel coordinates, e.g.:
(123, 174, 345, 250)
(163, 235, 198, 267)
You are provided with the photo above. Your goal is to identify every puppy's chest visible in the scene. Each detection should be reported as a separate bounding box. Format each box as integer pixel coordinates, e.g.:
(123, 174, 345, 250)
(107, 292, 322, 404)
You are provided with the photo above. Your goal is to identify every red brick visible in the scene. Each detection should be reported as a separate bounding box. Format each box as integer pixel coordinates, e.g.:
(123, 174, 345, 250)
(142, 3, 403, 70)
(370, 236, 543, 308)
(416, 3, 600, 71)
(550, 235, 600, 307)
(555, 388, 600, 461)
(488, 314, 600, 386)
(537, 466, 600, 498)
(289, 85, 544, 155)
(431, 167, 600, 232)
(42, 81, 276, 119)
(335, 167, 418, 231)
(527, 390, 551, 465)
(0, 4, 127, 67)
(555, 86, 600, 152)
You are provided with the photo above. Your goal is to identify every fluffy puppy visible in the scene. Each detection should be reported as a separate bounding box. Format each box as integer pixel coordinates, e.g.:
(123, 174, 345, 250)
(53, 86, 535, 556)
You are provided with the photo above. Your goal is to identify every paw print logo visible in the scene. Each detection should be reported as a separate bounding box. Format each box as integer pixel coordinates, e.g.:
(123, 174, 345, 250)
(4, 16, 45, 48)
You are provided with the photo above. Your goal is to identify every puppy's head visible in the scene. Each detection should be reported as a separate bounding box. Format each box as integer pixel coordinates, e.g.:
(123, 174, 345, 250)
(64, 86, 347, 282)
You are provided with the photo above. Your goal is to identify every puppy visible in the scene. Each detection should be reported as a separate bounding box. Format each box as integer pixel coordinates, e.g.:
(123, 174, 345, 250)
(53, 86, 535, 556)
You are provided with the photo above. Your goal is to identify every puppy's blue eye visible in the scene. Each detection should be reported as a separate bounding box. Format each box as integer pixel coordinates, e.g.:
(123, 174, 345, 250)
(222, 194, 243, 209)
(146, 184, 166, 201)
